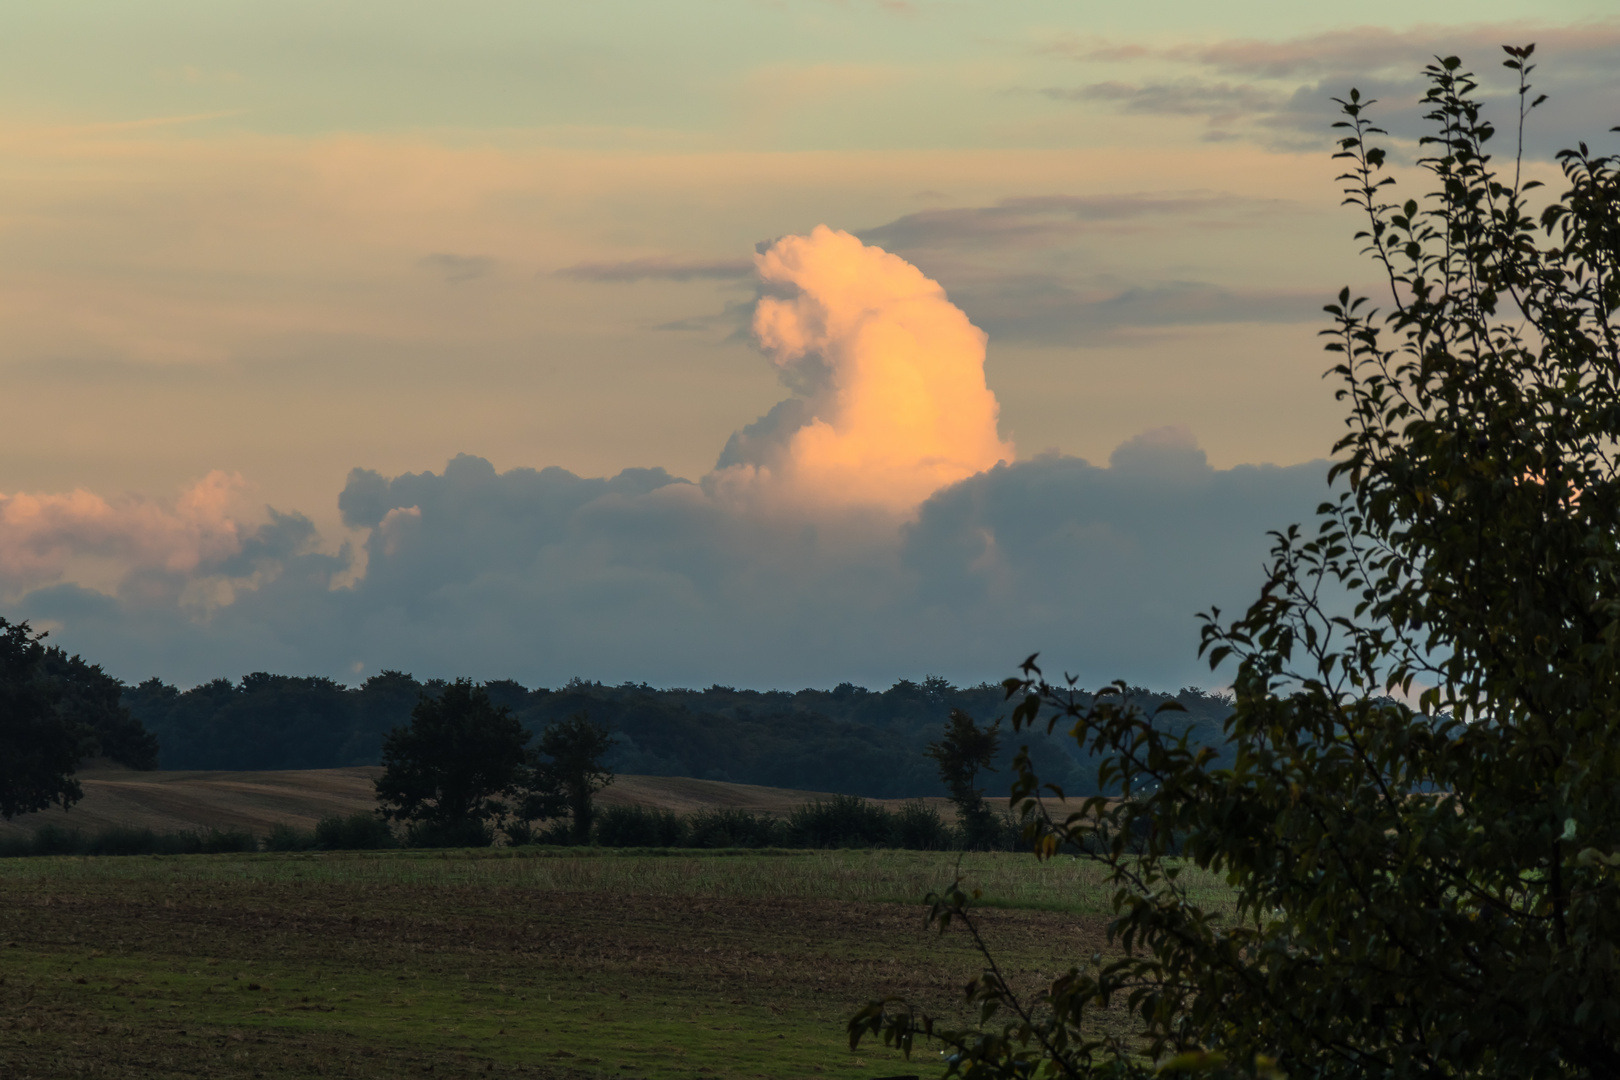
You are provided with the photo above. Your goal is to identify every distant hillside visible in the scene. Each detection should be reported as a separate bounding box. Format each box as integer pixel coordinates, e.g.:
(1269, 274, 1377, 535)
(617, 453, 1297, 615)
(0, 768, 953, 840)
(124, 674, 1235, 799)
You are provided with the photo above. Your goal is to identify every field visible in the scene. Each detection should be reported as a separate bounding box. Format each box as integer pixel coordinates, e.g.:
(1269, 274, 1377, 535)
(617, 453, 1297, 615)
(0, 848, 1204, 1080)
(0, 769, 958, 841)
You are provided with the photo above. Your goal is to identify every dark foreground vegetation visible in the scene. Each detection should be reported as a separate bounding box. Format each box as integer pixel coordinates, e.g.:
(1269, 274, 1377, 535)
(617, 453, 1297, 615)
(850, 49, 1620, 1079)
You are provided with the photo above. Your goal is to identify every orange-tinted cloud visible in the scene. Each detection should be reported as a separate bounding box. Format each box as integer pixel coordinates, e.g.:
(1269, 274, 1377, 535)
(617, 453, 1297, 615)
(0, 471, 251, 591)
(747, 225, 1014, 510)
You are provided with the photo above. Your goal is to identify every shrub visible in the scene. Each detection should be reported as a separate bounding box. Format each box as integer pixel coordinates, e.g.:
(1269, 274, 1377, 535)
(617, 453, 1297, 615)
(0, 823, 258, 856)
(85, 826, 163, 856)
(532, 818, 576, 846)
(890, 800, 952, 851)
(686, 807, 782, 849)
(501, 819, 540, 846)
(29, 823, 84, 855)
(195, 828, 259, 854)
(406, 817, 493, 849)
(785, 794, 893, 849)
(595, 804, 689, 848)
(264, 822, 318, 851)
(314, 812, 396, 850)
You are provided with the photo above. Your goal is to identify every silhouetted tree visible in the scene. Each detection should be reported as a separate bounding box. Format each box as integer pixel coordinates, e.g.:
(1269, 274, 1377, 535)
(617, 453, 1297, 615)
(0, 619, 83, 819)
(42, 647, 157, 770)
(854, 46, 1620, 1078)
(375, 679, 536, 847)
(925, 708, 1000, 848)
(538, 713, 616, 844)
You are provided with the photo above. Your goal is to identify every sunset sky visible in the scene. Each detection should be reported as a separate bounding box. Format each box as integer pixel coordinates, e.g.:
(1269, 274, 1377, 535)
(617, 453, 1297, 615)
(3, 2, 1617, 689)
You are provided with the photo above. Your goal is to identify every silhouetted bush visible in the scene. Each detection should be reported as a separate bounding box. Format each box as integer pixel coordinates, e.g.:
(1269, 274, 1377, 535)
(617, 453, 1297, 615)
(0, 824, 259, 857)
(501, 819, 540, 846)
(195, 828, 259, 853)
(686, 807, 783, 848)
(264, 822, 318, 851)
(406, 818, 493, 849)
(85, 827, 166, 855)
(314, 812, 396, 850)
(595, 804, 688, 848)
(785, 795, 895, 849)
(891, 800, 952, 850)
(533, 818, 576, 845)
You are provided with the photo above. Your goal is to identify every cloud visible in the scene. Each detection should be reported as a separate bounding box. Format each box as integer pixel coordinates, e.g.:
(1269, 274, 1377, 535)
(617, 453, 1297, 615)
(857, 193, 1239, 251)
(736, 225, 1014, 509)
(15, 439, 1328, 691)
(5, 227, 1332, 690)
(564, 201, 1321, 347)
(952, 277, 1322, 345)
(0, 471, 321, 610)
(1038, 23, 1620, 155)
(1041, 81, 1286, 123)
(419, 252, 496, 282)
(558, 256, 756, 282)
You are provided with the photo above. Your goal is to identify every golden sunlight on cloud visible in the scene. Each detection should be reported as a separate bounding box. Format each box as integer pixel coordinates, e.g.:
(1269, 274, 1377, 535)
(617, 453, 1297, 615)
(748, 225, 1014, 510)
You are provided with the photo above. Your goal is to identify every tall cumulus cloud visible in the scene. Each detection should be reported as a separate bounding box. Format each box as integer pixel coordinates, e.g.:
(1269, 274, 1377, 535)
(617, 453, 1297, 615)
(10, 228, 1331, 690)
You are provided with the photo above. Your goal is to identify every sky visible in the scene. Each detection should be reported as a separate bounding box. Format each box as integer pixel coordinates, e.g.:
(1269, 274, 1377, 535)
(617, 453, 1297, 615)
(2, 1, 1617, 690)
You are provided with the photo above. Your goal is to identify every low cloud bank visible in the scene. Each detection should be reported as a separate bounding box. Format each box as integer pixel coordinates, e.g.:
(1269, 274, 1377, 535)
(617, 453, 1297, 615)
(15, 438, 1327, 691)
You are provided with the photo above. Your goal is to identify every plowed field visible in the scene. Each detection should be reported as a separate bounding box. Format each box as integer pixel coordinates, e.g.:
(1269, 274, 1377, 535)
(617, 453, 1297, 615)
(0, 850, 1128, 1080)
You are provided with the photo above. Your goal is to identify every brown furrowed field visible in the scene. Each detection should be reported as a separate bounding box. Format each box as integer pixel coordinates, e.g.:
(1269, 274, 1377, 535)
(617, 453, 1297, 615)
(0, 849, 1164, 1080)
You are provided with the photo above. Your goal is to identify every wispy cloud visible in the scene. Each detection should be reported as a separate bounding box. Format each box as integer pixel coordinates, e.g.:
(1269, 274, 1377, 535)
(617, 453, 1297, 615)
(419, 252, 496, 283)
(954, 276, 1322, 345)
(859, 193, 1244, 251)
(1041, 80, 1285, 122)
(558, 256, 755, 282)
(1035, 22, 1620, 153)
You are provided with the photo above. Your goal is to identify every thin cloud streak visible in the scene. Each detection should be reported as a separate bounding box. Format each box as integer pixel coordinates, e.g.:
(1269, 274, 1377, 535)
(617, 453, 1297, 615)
(558, 256, 756, 282)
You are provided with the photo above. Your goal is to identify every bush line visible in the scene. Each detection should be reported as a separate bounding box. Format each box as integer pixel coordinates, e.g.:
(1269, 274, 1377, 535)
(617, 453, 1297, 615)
(0, 797, 1025, 857)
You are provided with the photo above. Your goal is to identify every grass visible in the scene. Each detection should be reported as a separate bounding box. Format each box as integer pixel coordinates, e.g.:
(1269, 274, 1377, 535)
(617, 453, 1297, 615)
(0, 848, 1231, 1079)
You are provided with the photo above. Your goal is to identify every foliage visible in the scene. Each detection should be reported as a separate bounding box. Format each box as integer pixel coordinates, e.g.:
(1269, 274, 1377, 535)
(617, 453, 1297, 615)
(787, 794, 901, 848)
(927, 708, 1003, 848)
(0, 823, 258, 858)
(124, 671, 1134, 797)
(890, 799, 954, 851)
(40, 646, 159, 770)
(0, 619, 84, 820)
(852, 48, 1620, 1078)
(374, 679, 538, 846)
(263, 821, 319, 852)
(313, 812, 398, 850)
(684, 807, 784, 848)
(595, 803, 689, 847)
(536, 712, 617, 844)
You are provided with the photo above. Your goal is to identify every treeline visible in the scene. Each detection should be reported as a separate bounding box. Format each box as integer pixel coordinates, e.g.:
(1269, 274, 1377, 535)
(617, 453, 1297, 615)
(126, 673, 1235, 798)
(0, 797, 1018, 859)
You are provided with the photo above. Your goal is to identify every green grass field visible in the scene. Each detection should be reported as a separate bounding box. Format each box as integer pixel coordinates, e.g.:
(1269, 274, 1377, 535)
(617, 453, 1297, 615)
(0, 848, 1226, 1079)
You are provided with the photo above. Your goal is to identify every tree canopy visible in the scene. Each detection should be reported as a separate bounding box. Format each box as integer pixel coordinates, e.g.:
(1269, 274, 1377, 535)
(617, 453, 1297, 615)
(0, 619, 82, 820)
(926, 708, 1002, 848)
(853, 47, 1620, 1078)
(536, 713, 617, 845)
(374, 679, 538, 846)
